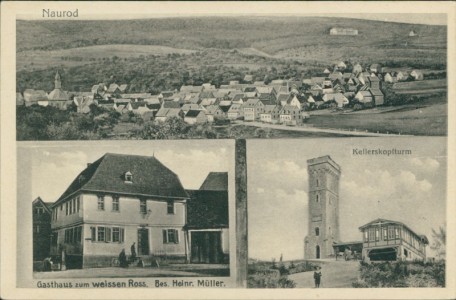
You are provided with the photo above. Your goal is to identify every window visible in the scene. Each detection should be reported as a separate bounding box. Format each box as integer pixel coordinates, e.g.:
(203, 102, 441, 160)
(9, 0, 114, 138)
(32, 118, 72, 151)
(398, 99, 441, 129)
(91, 227, 96, 241)
(368, 229, 375, 241)
(388, 227, 395, 240)
(125, 171, 133, 183)
(65, 202, 69, 215)
(112, 196, 119, 211)
(112, 227, 120, 242)
(76, 196, 80, 212)
(97, 227, 105, 242)
(140, 199, 147, 214)
(163, 229, 179, 244)
(167, 201, 174, 214)
(315, 227, 320, 236)
(97, 196, 105, 210)
(383, 228, 388, 240)
(375, 228, 379, 241)
(364, 231, 369, 242)
(69, 199, 73, 214)
(60, 204, 63, 211)
(34, 207, 44, 215)
(34, 225, 40, 233)
(395, 228, 400, 239)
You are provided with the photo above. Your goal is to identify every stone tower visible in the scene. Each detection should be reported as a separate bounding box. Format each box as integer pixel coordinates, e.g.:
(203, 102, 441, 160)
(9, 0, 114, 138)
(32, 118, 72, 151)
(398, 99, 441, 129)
(304, 155, 341, 259)
(54, 71, 61, 90)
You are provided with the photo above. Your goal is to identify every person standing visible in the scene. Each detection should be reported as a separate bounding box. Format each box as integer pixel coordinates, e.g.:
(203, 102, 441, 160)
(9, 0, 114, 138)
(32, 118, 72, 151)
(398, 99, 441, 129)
(119, 249, 128, 268)
(131, 242, 137, 261)
(314, 271, 322, 288)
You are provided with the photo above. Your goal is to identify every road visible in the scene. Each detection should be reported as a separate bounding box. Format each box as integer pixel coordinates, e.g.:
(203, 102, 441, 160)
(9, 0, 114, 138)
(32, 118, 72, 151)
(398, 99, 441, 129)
(235, 121, 411, 137)
(289, 260, 360, 288)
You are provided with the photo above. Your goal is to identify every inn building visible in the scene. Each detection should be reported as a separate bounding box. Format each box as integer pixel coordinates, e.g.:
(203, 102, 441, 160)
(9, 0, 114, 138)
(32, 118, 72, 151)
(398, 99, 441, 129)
(49, 153, 229, 268)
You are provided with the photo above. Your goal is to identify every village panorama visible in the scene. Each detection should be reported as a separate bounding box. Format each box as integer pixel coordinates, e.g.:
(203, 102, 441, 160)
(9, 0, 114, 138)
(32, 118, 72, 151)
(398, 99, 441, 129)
(16, 18, 447, 140)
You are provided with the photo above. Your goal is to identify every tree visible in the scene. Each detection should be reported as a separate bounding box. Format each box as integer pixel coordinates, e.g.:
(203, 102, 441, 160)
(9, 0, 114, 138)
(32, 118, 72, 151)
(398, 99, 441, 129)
(430, 226, 446, 260)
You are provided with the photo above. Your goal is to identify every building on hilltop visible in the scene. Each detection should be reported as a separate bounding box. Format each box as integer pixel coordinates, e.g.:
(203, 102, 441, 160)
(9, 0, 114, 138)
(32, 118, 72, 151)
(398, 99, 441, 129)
(329, 28, 358, 36)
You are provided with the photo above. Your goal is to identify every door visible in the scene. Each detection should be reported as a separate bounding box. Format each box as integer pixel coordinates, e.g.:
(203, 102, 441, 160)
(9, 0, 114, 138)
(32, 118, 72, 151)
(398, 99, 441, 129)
(191, 231, 223, 263)
(316, 245, 320, 259)
(137, 228, 149, 256)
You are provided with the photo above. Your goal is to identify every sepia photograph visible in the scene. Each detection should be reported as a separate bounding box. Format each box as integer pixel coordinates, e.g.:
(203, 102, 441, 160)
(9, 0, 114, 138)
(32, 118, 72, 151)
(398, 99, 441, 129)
(247, 137, 446, 288)
(17, 140, 235, 286)
(15, 12, 447, 140)
(1, 1, 456, 299)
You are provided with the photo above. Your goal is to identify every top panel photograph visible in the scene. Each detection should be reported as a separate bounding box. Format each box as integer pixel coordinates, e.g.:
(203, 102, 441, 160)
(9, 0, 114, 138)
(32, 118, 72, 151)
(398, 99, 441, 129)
(16, 13, 447, 140)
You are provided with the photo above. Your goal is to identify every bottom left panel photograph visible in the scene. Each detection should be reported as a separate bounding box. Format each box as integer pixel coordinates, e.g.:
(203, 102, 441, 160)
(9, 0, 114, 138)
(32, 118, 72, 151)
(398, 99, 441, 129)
(16, 140, 236, 288)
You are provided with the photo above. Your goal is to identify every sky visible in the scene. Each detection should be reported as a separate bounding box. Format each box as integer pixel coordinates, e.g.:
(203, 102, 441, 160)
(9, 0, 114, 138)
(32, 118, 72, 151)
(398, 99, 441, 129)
(247, 137, 447, 261)
(18, 140, 233, 203)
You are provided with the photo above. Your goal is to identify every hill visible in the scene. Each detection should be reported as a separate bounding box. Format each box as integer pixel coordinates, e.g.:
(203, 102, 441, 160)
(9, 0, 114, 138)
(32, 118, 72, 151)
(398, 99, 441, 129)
(17, 17, 446, 66)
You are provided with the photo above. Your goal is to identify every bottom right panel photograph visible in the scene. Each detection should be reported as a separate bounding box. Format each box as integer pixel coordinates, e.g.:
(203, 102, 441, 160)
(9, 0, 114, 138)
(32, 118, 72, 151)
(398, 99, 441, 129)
(247, 137, 447, 288)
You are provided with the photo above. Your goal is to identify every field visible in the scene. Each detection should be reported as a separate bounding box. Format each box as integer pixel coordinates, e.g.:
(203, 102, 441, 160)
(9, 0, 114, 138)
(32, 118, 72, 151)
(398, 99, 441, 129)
(308, 103, 447, 136)
(393, 79, 447, 95)
(17, 44, 197, 70)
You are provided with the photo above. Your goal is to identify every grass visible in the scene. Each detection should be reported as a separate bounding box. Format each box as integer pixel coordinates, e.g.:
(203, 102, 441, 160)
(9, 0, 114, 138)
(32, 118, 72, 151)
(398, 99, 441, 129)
(393, 79, 446, 91)
(307, 102, 447, 136)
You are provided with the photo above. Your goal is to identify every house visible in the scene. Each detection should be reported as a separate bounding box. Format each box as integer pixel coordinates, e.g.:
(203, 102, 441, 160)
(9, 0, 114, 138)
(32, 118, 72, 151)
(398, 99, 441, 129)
(259, 105, 277, 123)
(185, 172, 229, 263)
(74, 96, 96, 114)
(184, 110, 207, 125)
(410, 70, 424, 81)
(323, 93, 349, 108)
(16, 92, 25, 106)
(279, 105, 303, 126)
(253, 81, 264, 86)
(355, 90, 374, 105)
(155, 108, 183, 122)
(353, 63, 363, 74)
(396, 71, 410, 82)
(359, 219, 428, 262)
(120, 93, 152, 102)
(23, 89, 48, 106)
(243, 98, 265, 121)
(49, 153, 192, 268)
(329, 72, 343, 81)
(384, 73, 394, 83)
(323, 68, 331, 75)
(181, 104, 202, 115)
(161, 100, 181, 109)
(370, 89, 385, 106)
(243, 74, 254, 83)
(119, 84, 128, 93)
(369, 64, 382, 74)
(227, 103, 242, 120)
(33, 197, 53, 261)
(205, 105, 225, 122)
(409, 30, 417, 37)
(337, 61, 347, 70)
(159, 91, 175, 100)
(366, 76, 381, 89)
(329, 28, 358, 35)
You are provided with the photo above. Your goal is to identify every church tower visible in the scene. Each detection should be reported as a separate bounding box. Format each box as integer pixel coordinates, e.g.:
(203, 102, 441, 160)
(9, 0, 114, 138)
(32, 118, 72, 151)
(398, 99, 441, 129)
(304, 156, 341, 259)
(54, 71, 61, 90)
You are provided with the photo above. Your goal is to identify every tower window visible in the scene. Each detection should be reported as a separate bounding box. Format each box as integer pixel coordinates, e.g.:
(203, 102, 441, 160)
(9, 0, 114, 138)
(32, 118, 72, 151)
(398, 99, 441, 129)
(316, 194, 320, 203)
(315, 227, 320, 236)
(316, 179, 320, 187)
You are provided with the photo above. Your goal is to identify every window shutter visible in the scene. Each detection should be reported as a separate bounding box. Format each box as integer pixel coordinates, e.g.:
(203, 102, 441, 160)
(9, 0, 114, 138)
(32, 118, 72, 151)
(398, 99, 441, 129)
(120, 228, 125, 243)
(91, 227, 96, 241)
(163, 229, 167, 243)
(174, 229, 179, 244)
(106, 227, 111, 242)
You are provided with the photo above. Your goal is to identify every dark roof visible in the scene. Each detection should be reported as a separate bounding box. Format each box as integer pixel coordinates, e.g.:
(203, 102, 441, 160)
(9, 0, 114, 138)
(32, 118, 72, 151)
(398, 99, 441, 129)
(54, 153, 188, 206)
(185, 190, 228, 229)
(200, 172, 228, 191)
(185, 110, 203, 118)
(162, 101, 181, 109)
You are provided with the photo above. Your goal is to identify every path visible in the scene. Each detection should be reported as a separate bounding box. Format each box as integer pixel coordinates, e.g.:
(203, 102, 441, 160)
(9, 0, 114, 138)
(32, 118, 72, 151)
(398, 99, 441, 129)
(289, 260, 360, 288)
(235, 121, 411, 137)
